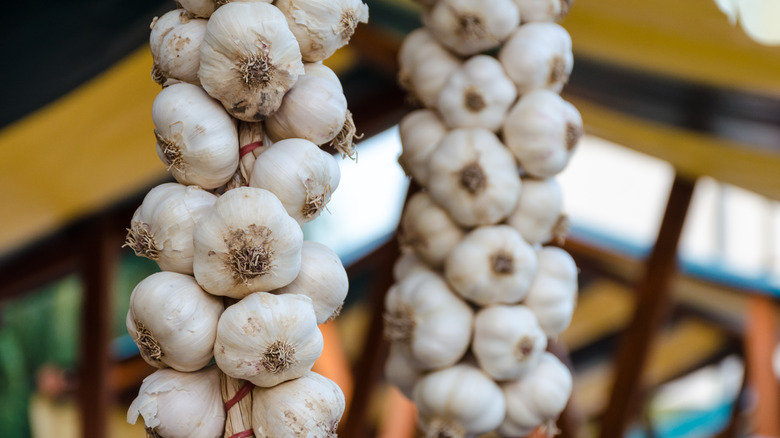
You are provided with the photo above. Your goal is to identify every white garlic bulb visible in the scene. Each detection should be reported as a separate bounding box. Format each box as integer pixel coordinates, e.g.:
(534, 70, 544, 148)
(506, 177, 566, 244)
(445, 225, 537, 305)
(193, 187, 303, 299)
(152, 83, 239, 189)
(512, 0, 573, 22)
(128, 366, 225, 438)
(385, 342, 424, 400)
(437, 55, 517, 132)
(423, 0, 520, 56)
(384, 272, 473, 370)
(252, 371, 345, 437)
(304, 62, 343, 86)
(398, 28, 461, 108)
(199, 2, 304, 121)
(524, 246, 578, 337)
(499, 352, 573, 437)
(249, 138, 340, 226)
(400, 192, 465, 269)
(428, 128, 521, 227)
(414, 364, 506, 438)
(473, 305, 547, 381)
(125, 183, 217, 274)
(149, 10, 206, 86)
(214, 292, 323, 387)
(397, 109, 447, 186)
(392, 250, 433, 282)
(503, 89, 583, 178)
(275, 0, 369, 62)
(126, 272, 223, 372)
(178, 0, 274, 18)
(498, 22, 573, 95)
(273, 241, 348, 324)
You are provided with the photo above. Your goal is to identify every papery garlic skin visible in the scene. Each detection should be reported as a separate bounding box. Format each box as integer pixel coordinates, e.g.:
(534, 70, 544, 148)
(273, 241, 348, 324)
(498, 22, 573, 95)
(502, 89, 583, 178)
(437, 55, 517, 132)
(214, 292, 324, 387)
(152, 83, 239, 189)
(398, 109, 447, 186)
(506, 177, 565, 244)
(236, 121, 270, 186)
(177, 0, 217, 18)
(524, 246, 578, 337)
(199, 2, 304, 121)
(473, 305, 547, 381)
(414, 364, 506, 438)
(126, 183, 217, 274)
(276, 0, 369, 62)
(401, 192, 465, 269)
(128, 366, 225, 438)
(512, 0, 573, 22)
(252, 371, 345, 437)
(149, 10, 207, 86)
(126, 272, 224, 372)
(385, 342, 424, 400)
(499, 352, 573, 437)
(249, 138, 340, 226)
(428, 128, 521, 227)
(445, 225, 537, 305)
(193, 187, 303, 299)
(423, 0, 520, 56)
(398, 28, 461, 108)
(393, 251, 434, 282)
(384, 272, 473, 370)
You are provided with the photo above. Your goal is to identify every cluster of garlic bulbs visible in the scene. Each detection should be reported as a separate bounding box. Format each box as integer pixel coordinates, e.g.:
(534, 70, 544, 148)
(385, 1, 580, 436)
(125, 1, 367, 437)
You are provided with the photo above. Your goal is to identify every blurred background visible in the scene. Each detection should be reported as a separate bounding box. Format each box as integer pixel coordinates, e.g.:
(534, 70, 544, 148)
(1, 0, 780, 437)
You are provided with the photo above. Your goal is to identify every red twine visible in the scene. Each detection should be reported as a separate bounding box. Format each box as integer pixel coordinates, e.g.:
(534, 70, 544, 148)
(239, 141, 263, 158)
(229, 429, 254, 438)
(224, 380, 255, 411)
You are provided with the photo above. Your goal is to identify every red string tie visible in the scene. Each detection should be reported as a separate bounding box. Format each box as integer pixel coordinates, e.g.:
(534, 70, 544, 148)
(239, 141, 263, 158)
(224, 381, 254, 411)
(229, 429, 254, 438)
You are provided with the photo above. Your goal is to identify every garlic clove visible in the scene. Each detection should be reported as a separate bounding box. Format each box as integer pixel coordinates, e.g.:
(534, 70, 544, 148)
(506, 177, 566, 245)
(127, 272, 224, 372)
(445, 225, 538, 305)
(397, 109, 447, 186)
(273, 241, 349, 324)
(498, 22, 573, 95)
(193, 187, 304, 299)
(128, 366, 225, 438)
(304, 62, 343, 90)
(400, 192, 465, 269)
(214, 292, 324, 387)
(149, 10, 207, 86)
(401, 32, 461, 108)
(125, 183, 217, 274)
(275, 0, 369, 62)
(512, 0, 573, 23)
(152, 83, 240, 189)
(524, 246, 578, 337)
(502, 89, 583, 178)
(252, 371, 345, 437)
(423, 0, 520, 56)
(199, 2, 305, 121)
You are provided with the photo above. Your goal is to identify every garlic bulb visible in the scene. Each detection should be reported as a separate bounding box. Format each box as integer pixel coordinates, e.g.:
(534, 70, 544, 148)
(252, 371, 345, 437)
(512, 0, 573, 22)
(249, 138, 340, 225)
(152, 83, 239, 189)
(149, 10, 206, 86)
(275, 0, 369, 62)
(125, 183, 217, 274)
(126, 272, 223, 372)
(437, 55, 517, 132)
(401, 192, 465, 269)
(392, 251, 433, 282)
(304, 62, 343, 86)
(273, 241, 348, 324)
(498, 22, 573, 95)
(473, 305, 547, 381)
(506, 177, 566, 244)
(445, 225, 537, 305)
(237, 120, 270, 186)
(214, 292, 323, 387)
(128, 366, 225, 438)
(427, 128, 521, 227)
(423, 0, 520, 56)
(414, 364, 506, 438)
(178, 0, 274, 18)
(524, 246, 578, 337)
(199, 2, 304, 121)
(398, 28, 461, 108)
(502, 89, 583, 178)
(384, 272, 473, 370)
(385, 342, 424, 400)
(397, 109, 447, 186)
(193, 187, 303, 298)
(499, 352, 573, 437)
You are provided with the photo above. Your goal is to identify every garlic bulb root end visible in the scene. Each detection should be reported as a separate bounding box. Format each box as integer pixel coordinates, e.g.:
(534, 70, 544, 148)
(124, 224, 160, 260)
(238, 50, 273, 90)
(515, 336, 536, 362)
(425, 417, 466, 438)
(565, 123, 583, 150)
(262, 339, 297, 373)
(303, 188, 330, 219)
(459, 162, 486, 194)
(225, 225, 275, 284)
(135, 320, 163, 361)
(330, 110, 362, 160)
(154, 130, 184, 172)
(490, 252, 514, 274)
(151, 64, 167, 86)
(145, 427, 162, 438)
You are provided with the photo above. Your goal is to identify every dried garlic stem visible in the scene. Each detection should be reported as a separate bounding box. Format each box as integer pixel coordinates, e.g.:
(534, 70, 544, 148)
(221, 372, 253, 438)
(330, 110, 362, 160)
(383, 307, 416, 343)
